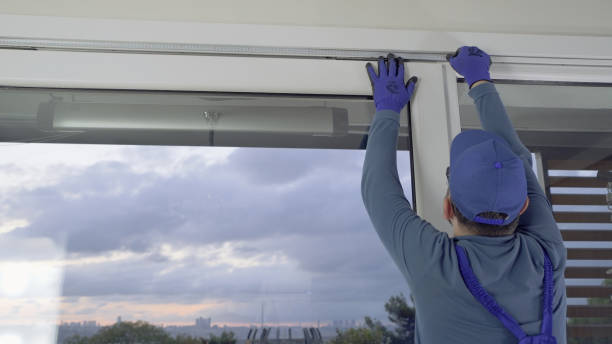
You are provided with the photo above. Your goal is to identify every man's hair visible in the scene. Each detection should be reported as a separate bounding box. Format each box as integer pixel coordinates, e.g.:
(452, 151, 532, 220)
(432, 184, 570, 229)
(450, 201, 519, 236)
(446, 189, 520, 236)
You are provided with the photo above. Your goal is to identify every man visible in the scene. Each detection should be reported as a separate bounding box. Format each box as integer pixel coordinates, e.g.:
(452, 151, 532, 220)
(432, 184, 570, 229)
(361, 46, 567, 343)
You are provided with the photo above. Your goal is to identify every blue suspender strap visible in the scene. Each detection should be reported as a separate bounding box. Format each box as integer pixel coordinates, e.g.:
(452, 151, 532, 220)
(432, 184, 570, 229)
(541, 250, 554, 336)
(455, 244, 528, 340)
(454, 244, 555, 341)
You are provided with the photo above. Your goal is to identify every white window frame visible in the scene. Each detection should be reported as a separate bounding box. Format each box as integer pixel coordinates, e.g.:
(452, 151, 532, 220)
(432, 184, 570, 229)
(1, 14, 612, 234)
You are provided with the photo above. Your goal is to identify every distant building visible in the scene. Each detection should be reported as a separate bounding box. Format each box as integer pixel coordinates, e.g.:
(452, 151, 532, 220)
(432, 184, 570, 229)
(83, 321, 97, 327)
(195, 316, 211, 329)
(332, 320, 357, 329)
(57, 321, 101, 344)
(117, 316, 122, 324)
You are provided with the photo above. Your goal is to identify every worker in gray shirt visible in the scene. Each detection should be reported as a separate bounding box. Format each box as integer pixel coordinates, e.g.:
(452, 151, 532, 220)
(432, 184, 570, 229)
(361, 46, 567, 343)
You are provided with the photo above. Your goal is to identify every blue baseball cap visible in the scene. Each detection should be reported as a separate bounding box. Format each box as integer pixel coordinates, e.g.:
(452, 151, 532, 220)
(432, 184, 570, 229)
(449, 130, 527, 226)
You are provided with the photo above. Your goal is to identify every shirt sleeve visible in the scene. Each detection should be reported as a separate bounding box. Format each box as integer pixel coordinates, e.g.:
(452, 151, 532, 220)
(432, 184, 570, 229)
(468, 83, 567, 265)
(361, 109, 453, 288)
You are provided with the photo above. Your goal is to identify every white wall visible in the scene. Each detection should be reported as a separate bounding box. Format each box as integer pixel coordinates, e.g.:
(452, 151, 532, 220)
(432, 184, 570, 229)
(0, 0, 611, 36)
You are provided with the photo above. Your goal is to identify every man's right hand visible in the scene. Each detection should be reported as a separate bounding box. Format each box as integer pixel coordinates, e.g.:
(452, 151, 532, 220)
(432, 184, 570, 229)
(447, 46, 492, 88)
(366, 54, 418, 113)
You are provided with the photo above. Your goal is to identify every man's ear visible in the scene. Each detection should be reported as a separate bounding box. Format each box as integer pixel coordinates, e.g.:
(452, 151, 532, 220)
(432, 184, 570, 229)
(443, 196, 454, 221)
(519, 197, 530, 215)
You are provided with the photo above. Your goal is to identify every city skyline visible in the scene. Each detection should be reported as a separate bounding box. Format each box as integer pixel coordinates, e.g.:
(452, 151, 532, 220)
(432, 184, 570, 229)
(58, 305, 366, 328)
(56, 315, 365, 343)
(58, 316, 362, 328)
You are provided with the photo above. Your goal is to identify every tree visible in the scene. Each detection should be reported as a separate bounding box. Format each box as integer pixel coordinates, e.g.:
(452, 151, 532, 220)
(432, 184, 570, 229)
(384, 293, 416, 344)
(328, 326, 387, 344)
(174, 335, 207, 344)
(63, 321, 175, 344)
(64, 335, 89, 344)
(330, 294, 416, 344)
(208, 331, 237, 344)
(61, 322, 238, 344)
(90, 321, 175, 344)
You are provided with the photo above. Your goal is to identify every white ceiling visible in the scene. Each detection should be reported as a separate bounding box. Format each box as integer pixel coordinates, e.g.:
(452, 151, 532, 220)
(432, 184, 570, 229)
(1, 0, 611, 36)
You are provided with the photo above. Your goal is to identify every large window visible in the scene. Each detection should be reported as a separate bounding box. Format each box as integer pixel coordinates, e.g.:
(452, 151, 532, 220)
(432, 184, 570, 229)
(0, 87, 415, 343)
(457, 81, 612, 341)
(4, 19, 611, 342)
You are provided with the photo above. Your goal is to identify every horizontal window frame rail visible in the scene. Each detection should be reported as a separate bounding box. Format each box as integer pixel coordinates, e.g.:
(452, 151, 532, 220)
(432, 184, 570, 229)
(2, 14, 612, 64)
(3, 36, 612, 70)
(0, 36, 450, 62)
(2, 14, 612, 89)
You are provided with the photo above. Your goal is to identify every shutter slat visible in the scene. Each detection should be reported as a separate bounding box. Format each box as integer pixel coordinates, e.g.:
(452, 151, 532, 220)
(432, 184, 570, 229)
(567, 324, 612, 338)
(568, 248, 612, 260)
(554, 212, 611, 223)
(568, 305, 612, 317)
(562, 230, 612, 241)
(548, 176, 607, 188)
(551, 194, 607, 205)
(565, 267, 612, 278)
(547, 159, 612, 170)
(567, 286, 612, 298)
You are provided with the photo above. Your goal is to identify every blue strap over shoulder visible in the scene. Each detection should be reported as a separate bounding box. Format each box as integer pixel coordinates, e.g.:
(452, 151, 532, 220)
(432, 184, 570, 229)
(455, 244, 556, 343)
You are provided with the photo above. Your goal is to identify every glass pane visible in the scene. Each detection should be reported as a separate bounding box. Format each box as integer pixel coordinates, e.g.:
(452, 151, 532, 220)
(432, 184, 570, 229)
(457, 81, 612, 340)
(0, 88, 414, 343)
(0, 87, 410, 150)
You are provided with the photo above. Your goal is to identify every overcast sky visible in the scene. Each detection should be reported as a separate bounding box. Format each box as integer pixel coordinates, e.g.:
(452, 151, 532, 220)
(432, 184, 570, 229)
(0, 143, 414, 328)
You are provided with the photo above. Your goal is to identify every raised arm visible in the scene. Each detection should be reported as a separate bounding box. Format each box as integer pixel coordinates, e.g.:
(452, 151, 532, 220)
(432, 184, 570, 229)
(361, 55, 451, 286)
(468, 81, 530, 162)
(448, 46, 565, 253)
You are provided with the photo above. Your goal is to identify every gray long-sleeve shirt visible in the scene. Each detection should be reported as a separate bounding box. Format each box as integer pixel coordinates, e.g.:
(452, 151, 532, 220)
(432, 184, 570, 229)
(361, 82, 567, 344)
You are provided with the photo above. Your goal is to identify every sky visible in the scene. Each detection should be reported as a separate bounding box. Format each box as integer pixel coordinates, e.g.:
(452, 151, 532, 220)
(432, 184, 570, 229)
(0, 142, 415, 330)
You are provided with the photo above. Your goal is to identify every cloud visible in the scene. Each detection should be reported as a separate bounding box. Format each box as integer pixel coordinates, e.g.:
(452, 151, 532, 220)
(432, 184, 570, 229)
(8, 147, 388, 255)
(222, 148, 364, 185)
(54, 230, 409, 323)
(1, 145, 414, 324)
(55, 241, 408, 324)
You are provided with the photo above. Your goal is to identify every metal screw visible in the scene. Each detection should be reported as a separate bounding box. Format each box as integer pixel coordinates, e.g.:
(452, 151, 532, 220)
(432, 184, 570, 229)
(202, 111, 220, 123)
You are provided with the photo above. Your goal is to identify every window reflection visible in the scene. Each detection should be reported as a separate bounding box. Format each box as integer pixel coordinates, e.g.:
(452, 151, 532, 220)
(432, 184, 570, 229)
(0, 88, 411, 150)
(0, 142, 413, 343)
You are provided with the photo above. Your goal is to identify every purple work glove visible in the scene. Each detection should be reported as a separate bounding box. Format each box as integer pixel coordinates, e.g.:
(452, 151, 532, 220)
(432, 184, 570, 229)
(366, 54, 418, 113)
(447, 46, 492, 88)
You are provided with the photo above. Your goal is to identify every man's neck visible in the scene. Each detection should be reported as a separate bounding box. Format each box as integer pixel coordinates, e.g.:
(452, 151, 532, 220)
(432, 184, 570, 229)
(452, 224, 473, 237)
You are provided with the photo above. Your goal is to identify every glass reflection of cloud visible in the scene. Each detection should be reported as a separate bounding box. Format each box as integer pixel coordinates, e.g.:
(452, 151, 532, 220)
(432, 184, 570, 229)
(0, 333, 23, 344)
(0, 236, 64, 344)
(0, 263, 31, 297)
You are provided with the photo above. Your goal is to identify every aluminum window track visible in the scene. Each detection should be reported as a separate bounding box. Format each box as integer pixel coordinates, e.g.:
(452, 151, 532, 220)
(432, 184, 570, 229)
(0, 36, 446, 62)
(3, 36, 612, 67)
